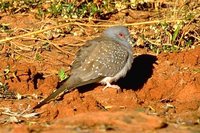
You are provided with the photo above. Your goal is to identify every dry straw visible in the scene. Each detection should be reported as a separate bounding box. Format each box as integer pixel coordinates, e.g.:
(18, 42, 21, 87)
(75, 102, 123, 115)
(0, 19, 183, 44)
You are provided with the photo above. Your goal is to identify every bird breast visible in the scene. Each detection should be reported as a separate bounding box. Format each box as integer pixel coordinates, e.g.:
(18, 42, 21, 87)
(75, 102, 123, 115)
(99, 52, 133, 85)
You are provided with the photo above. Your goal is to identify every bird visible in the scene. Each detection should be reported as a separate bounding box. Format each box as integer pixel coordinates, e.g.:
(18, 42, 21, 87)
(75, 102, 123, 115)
(33, 26, 134, 109)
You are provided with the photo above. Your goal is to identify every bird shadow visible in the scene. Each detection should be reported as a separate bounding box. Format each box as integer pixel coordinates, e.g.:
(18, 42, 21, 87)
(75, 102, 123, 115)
(78, 54, 157, 93)
(78, 83, 99, 93)
(118, 54, 157, 90)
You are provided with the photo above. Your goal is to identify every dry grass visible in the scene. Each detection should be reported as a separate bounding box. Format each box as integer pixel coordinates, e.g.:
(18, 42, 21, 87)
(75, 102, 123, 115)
(0, 0, 199, 76)
(0, 0, 199, 125)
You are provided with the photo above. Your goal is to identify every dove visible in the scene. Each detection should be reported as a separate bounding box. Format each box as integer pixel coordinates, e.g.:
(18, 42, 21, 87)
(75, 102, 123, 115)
(33, 26, 133, 109)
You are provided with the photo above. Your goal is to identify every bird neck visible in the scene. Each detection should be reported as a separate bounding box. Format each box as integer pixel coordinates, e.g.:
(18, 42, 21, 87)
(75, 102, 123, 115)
(101, 35, 132, 54)
(116, 38, 132, 52)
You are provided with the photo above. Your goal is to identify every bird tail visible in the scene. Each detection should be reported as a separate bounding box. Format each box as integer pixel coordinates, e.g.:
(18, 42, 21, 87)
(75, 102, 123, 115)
(32, 76, 79, 110)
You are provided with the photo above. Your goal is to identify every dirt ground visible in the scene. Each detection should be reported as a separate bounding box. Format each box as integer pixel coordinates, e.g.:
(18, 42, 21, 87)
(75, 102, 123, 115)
(0, 8, 200, 133)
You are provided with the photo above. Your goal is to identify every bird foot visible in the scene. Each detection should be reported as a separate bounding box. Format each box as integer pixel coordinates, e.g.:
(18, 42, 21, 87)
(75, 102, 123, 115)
(102, 82, 121, 91)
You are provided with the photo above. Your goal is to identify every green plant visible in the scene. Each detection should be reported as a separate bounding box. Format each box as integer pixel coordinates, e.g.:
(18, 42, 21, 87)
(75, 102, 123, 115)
(0, 1, 11, 11)
(0, 82, 8, 91)
(58, 69, 68, 81)
(3, 65, 10, 80)
(34, 53, 42, 61)
(0, 24, 11, 33)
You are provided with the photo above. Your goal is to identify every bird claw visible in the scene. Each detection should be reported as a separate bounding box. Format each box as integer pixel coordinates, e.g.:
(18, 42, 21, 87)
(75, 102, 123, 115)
(102, 82, 121, 91)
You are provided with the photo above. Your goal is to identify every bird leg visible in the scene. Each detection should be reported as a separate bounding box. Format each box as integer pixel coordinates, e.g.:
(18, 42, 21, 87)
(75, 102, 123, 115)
(102, 82, 121, 91)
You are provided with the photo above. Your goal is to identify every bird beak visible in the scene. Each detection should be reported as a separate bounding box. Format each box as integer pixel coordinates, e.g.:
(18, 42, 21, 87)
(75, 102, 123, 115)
(127, 37, 135, 47)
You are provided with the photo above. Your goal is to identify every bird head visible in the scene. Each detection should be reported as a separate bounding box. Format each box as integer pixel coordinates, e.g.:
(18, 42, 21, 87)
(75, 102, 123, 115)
(102, 26, 133, 50)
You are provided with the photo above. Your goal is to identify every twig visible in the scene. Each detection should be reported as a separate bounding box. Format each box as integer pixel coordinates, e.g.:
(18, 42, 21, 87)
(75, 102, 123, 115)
(0, 19, 183, 43)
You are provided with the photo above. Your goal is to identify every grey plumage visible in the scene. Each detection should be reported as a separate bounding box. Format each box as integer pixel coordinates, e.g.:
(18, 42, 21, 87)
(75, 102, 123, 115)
(33, 26, 133, 109)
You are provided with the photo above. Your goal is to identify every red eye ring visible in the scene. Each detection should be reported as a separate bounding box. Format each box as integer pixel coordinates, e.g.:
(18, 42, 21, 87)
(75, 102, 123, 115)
(119, 33, 124, 37)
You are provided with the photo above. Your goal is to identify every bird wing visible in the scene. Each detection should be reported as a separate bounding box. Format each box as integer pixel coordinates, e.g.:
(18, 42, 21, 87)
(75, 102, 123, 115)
(71, 42, 97, 70)
(71, 37, 130, 82)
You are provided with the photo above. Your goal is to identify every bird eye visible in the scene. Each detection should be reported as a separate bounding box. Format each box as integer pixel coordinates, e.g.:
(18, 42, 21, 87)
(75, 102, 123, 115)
(119, 33, 124, 38)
